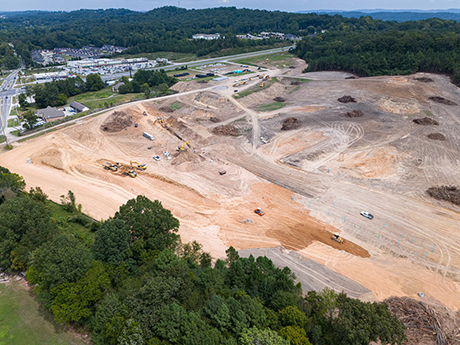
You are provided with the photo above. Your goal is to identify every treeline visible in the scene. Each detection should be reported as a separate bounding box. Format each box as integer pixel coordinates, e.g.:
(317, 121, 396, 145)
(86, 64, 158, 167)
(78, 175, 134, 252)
(295, 18, 460, 85)
(117, 69, 176, 95)
(0, 7, 387, 65)
(0, 166, 406, 345)
(0, 43, 20, 69)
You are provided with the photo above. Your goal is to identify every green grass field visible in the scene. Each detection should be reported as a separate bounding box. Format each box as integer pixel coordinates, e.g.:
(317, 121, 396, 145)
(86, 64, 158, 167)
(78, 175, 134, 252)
(70, 87, 114, 103)
(0, 282, 85, 345)
(7, 119, 19, 127)
(254, 102, 286, 112)
(0, 135, 5, 144)
(234, 52, 295, 68)
(233, 77, 278, 99)
(9, 108, 17, 117)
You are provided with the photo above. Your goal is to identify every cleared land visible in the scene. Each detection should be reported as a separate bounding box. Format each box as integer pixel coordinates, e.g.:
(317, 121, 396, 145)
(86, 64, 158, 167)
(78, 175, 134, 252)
(1, 58, 460, 313)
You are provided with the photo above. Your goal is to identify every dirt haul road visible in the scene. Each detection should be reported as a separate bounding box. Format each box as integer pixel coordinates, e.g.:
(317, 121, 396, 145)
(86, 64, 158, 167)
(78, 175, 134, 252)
(1, 60, 460, 310)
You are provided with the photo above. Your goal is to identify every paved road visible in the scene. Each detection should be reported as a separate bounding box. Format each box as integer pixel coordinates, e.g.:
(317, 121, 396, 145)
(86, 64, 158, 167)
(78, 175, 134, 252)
(101, 46, 293, 81)
(0, 69, 21, 133)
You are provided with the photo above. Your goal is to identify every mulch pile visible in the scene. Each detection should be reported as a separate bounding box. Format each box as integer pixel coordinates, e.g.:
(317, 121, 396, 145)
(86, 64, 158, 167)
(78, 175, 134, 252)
(338, 95, 357, 103)
(273, 97, 286, 102)
(212, 125, 238, 136)
(100, 111, 133, 132)
(209, 117, 220, 123)
(414, 77, 433, 83)
(344, 110, 363, 118)
(426, 186, 460, 206)
(290, 81, 301, 85)
(345, 76, 356, 79)
(413, 117, 439, 126)
(427, 133, 446, 141)
(385, 297, 460, 345)
(429, 96, 457, 105)
(281, 117, 301, 131)
(159, 106, 174, 113)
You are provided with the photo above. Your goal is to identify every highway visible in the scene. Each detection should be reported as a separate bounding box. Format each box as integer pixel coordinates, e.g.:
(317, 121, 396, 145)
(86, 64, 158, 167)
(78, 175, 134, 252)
(101, 46, 293, 81)
(0, 69, 21, 133)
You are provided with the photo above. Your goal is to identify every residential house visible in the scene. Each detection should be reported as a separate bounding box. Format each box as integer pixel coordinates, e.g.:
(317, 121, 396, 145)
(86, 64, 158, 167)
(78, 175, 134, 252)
(36, 106, 65, 122)
(69, 101, 89, 113)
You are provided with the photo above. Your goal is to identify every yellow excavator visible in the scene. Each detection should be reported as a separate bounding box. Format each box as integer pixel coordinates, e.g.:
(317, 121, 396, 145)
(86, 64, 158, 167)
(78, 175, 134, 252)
(176, 140, 191, 151)
(130, 161, 147, 170)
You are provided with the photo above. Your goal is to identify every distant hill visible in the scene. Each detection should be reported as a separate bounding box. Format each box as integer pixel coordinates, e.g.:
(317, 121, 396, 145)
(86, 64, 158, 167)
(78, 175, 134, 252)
(297, 9, 460, 22)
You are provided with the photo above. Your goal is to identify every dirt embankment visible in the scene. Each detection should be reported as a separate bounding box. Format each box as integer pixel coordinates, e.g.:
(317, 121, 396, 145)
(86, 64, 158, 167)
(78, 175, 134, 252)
(100, 111, 132, 132)
(429, 96, 457, 105)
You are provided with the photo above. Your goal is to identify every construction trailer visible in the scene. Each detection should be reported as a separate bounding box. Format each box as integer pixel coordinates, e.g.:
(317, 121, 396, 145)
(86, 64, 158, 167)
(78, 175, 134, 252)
(143, 132, 155, 141)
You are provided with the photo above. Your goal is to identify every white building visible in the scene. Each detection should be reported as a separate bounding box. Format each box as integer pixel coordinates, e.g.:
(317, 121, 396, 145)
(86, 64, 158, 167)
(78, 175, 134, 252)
(192, 33, 220, 40)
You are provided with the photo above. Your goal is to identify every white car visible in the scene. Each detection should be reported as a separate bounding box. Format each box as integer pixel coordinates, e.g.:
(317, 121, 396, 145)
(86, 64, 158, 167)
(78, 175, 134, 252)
(153, 156, 161, 161)
(163, 151, 171, 160)
(360, 211, 374, 220)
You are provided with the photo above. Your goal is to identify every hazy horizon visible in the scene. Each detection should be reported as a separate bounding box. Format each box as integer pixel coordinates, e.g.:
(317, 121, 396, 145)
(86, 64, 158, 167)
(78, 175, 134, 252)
(2, 0, 460, 13)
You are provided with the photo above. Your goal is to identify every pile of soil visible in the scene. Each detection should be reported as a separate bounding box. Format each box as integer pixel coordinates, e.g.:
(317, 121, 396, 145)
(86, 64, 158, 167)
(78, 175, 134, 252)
(345, 76, 356, 80)
(281, 117, 301, 131)
(100, 111, 132, 132)
(428, 96, 457, 105)
(290, 81, 301, 86)
(209, 117, 220, 123)
(212, 125, 238, 136)
(289, 66, 296, 69)
(427, 133, 446, 141)
(426, 186, 460, 206)
(385, 297, 460, 345)
(344, 110, 363, 118)
(338, 95, 357, 103)
(414, 77, 433, 83)
(413, 117, 439, 126)
(159, 106, 174, 113)
(273, 97, 286, 102)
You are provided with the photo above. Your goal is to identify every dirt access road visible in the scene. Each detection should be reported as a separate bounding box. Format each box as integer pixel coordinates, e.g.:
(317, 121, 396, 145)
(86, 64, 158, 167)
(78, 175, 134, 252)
(1, 57, 459, 309)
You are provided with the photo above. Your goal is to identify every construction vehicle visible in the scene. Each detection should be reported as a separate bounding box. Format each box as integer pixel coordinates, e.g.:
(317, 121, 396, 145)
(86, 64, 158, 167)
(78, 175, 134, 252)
(219, 170, 226, 175)
(254, 207, 265, 216)
(331, 234, 344, 244)
(176, 140, 191, 151)
(143, 111, 147, 116)
(123, 170, 137, 178)
(260, 82, 264, 87)
(130, 161, 147, 170)
(104, 162, 122, 171)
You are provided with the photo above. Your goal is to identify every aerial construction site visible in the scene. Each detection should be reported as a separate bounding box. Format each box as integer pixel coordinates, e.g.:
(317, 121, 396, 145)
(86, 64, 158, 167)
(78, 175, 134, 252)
(1, 56, 460, 317)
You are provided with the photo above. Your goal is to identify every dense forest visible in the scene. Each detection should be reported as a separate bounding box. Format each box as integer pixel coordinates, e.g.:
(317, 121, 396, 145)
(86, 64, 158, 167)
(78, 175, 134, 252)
(0, 166, 406, 344)
(0, 7, 385, 66)
(294, 18, 460, 86)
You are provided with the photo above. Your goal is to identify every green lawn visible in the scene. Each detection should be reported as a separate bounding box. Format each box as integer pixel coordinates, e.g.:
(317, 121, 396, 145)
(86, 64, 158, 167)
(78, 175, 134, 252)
(0, 135, 5, 143)
(0, 282, 86, 345)
(9, 108, 17, 116)
(70, 87, 114, 103)
(255, 102, 287, 112)
(9, 130, 21, 137)
(82, 93, 144, 109)
(116, 51, 197, 63)
(7, 119, 19, 127)
(234, 52, 295, 68)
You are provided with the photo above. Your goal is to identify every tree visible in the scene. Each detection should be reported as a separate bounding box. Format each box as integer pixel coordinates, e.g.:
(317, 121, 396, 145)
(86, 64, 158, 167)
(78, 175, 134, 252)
(0, 196, 56, 271)
(93, 218, 130, 266)
(279, 326, 312, 345)
(142, 82, 151, 99)
(51, 261, 110, 323)
(56, 92, 68, 106)
(86, 73, 105, 91)
(279, 305, 309, 328)
(114, 196, 179, 252)
(22, 109, 39, 130)
(60, 190, 80, 213)
(28, 186, 48, 203)
(240, 327, 289, 345)
(18, 93, 29, 108)
(0, 166, 25, 203)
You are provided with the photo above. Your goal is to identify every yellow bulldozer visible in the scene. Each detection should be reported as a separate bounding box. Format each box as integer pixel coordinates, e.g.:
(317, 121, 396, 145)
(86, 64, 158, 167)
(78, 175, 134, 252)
(176, 140, 191, 151)
(123, 170, 137, 178)
(104, 162, 122, 171)
(331, 234, 344, 244)
(130, 161, 147, 170)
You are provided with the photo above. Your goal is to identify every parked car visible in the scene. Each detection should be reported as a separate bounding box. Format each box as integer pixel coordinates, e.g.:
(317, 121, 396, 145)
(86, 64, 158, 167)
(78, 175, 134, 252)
(360, 211, 374, 220)
(153, 156, 161, 161)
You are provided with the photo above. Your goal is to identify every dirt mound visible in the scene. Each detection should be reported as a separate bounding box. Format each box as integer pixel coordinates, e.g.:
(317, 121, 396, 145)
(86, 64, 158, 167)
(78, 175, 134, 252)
(413, 117, 439, 126)
(209, 117, 220, 123)
(414, 77, 433, 83)
(159, 106, 174, 113)
(345, 76, 356, 79)
(338, 95, 357, 103)
(281, 117, 301, 131)
(344, 110, 363, 118)
(290, 81, 301, 85)
(273, 97, 286, 102)
(426, 186, 460, 206)
(212, 125, 238, 136)
(427, 133, 446, 141)
(100, 111, 132, 132)
(385, 297, 460, 345)
(429, 96, 457, 105)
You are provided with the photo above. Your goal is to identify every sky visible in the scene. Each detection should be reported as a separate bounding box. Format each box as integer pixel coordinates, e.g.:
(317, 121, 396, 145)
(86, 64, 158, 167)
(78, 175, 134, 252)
(3, 0, 460, 12)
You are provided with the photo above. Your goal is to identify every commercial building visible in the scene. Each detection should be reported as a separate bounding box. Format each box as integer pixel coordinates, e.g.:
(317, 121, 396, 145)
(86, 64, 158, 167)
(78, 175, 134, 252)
(192, 33, 220, 40)
(36, 106, 65, 122)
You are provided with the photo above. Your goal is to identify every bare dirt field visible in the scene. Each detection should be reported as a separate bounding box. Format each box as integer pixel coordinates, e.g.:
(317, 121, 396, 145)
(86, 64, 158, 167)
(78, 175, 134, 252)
(1, 59, 460, 311)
